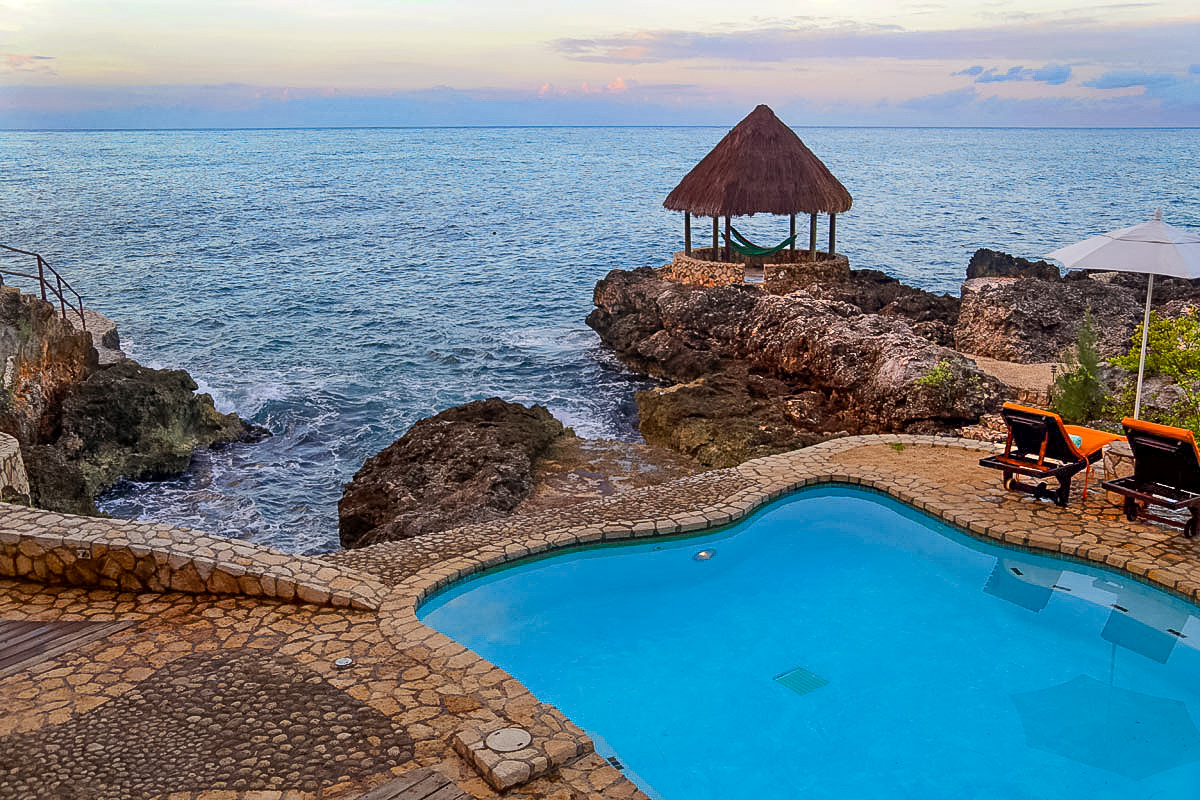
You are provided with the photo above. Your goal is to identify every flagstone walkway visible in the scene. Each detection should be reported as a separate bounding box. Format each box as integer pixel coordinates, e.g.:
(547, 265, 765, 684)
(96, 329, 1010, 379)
(2, 434, 1199, 800)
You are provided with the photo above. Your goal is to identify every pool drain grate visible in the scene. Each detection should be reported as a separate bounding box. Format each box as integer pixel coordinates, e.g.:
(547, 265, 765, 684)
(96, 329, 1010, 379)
(774, 666, 829, 696)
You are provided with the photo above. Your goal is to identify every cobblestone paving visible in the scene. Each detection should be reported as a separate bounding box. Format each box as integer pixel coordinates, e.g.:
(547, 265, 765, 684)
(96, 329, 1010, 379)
(3, 434, 1200, 800)
(0, 649, 413, 799)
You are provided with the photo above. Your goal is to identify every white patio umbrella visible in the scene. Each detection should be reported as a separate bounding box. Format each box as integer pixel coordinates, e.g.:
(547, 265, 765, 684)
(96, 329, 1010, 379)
(1045, 209, 1200, 418)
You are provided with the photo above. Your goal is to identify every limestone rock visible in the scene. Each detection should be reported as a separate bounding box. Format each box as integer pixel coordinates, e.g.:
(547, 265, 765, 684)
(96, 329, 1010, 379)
(636, 371, 821, 468)
(967, 248, 1061, 281)
(801, 268, 961, 329)
(54, 360, 265, 501)
(589, 267, 1003, 465)
(0, 286, 265, 514)
(954, 276, 1141, 363)
(0, 286, 98, 446)
(338, 398, 567, 549)
(515, 436, 699, 513)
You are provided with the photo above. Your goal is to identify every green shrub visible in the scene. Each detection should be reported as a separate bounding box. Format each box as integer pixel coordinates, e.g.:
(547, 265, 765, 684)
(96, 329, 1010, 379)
(1108, 310, 1200, 433)
(915, 358, 980, 408)
(1050, 309, 1105, 423)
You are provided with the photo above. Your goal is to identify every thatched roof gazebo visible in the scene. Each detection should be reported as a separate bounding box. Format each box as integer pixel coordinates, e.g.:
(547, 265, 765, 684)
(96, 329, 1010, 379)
(664, 104, 852, 263)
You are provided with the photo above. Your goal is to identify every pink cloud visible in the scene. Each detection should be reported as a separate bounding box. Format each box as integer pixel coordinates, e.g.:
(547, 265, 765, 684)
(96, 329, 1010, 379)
(538, 77, 637, 98)
(2, 53, 56, 75)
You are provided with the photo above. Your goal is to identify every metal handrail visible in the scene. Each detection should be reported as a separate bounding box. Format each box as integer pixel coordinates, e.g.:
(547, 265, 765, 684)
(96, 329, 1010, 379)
(0, 244, 87, 331)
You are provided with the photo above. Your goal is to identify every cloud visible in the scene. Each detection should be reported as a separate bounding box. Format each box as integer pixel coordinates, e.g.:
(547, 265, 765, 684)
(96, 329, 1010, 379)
(4, 79, 1199, 129)
(1083, 71, 1182, 90)
(954, 65, 984, 77)
(1, 52, 54, 74)
(0, 82, 739, 128)
(967, 63, 1072, 85)
(1191, 64, 1200, 75)
(1032, 64, 1072, 85)
(551, 19, 1200, 65)
(537, 76, 640, 98)
(976, 66, 1030, 83)
(1064, 67, 1199, 112)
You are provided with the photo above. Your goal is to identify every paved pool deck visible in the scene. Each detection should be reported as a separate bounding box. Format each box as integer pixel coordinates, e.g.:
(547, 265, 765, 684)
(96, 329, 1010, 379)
(2, 434, 1199, 799)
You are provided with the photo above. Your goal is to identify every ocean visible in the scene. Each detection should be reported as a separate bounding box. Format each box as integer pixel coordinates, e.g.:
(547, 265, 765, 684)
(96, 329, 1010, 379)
(3, 126, 1198, 553)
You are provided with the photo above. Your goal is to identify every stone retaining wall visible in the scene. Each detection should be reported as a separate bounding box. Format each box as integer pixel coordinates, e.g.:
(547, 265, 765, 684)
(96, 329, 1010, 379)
(0, 503, 384, 610)
(664, 251, 743, 286)
(763, 253, 850, 293)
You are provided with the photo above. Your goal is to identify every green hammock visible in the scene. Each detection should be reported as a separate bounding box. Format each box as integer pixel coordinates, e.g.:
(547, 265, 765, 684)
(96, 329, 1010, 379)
(724, 225, 798, 257)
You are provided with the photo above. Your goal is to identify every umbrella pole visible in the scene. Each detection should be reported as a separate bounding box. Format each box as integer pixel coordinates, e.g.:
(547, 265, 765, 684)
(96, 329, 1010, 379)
(1134, 274, 1155, 420)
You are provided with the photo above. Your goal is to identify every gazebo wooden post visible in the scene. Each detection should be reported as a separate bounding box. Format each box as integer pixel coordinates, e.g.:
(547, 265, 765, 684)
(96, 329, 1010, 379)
(724, 215, 731, 262)
(829, 213, 837, 256)
(789, 214, 796, 253)
(684, 212, 692, 256)
(711, 217, 718, 255)
(808, 213, 818, 260)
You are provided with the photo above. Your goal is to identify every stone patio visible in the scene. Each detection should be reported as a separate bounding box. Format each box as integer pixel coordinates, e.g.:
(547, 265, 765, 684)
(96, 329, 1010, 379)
(2, 434, 1200, 799)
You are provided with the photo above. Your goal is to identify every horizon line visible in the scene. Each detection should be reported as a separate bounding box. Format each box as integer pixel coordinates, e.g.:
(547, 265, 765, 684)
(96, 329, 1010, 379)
(5, 124, 1200, 133)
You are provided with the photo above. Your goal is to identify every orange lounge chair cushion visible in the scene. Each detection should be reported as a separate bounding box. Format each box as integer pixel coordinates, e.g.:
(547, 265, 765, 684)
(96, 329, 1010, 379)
(1001, 402, 1124, 459)
(1063, 424, 1124, 457)
(1120, 417, 1200, 463)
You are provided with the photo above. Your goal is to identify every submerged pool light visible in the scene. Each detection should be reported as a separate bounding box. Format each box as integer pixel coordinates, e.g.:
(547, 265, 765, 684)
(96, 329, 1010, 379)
(694, 549, 716, 561)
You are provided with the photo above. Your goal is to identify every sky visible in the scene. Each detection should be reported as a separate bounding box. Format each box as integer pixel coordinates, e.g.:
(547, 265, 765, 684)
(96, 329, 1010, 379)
(1, 0, 1199, 128)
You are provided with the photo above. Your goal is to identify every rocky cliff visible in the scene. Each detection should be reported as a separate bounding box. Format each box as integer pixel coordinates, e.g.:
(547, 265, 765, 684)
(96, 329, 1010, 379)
(0, 287, 264, 514)
(588, 267, 1003, 465)
(955, 269, 1200, 364)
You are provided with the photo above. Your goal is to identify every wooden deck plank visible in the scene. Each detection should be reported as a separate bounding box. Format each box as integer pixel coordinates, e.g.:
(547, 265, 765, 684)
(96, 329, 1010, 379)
(0, 622, 106, 662)
(0, 621, 101, 657)
(0, 620, 134, 677)
(422, 785, 470, 800)
(356, 768, 467, 800)
(0, 621, 59, 649)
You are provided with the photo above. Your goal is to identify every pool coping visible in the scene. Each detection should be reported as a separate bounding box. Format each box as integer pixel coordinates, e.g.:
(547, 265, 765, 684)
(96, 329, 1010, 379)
(398, 435, 1200, 613)
(4, 432, 1200, 799)
(382, 432, 1200, 795)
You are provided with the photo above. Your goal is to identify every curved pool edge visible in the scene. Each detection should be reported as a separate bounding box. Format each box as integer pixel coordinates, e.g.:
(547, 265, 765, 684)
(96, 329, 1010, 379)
(382, 432, 1200, 797)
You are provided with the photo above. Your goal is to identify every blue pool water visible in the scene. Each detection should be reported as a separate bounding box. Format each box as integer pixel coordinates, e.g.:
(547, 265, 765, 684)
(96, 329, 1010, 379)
(419, 486, 1200, 799)
(5, 127, 1200, 552)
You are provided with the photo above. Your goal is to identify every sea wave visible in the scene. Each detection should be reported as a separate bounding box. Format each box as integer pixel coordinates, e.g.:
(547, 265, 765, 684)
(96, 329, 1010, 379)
(8, 126, 1199, 552)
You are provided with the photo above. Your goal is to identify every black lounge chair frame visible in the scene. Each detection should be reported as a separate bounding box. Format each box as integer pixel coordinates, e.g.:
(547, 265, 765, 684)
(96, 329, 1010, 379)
(979, 404, 1107, 508)
(1101, 419, 1200, 539)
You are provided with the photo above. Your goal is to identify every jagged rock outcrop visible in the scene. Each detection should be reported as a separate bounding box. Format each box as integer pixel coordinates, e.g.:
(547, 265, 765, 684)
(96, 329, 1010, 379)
(26, 361, 263, 513)
(588, 267, 1003, 464)
(0, 287, 264, 514)
(956, 248, 1200, 363)
(954, 277, 1142, 363)
(967, 248, 1061, 281)
(338, 398, 567, 549)
(0, 286, 98, 446)
(636, 370, 823, 468)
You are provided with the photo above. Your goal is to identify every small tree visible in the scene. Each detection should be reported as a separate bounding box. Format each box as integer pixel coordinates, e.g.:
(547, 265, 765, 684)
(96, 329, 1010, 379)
(1050, 309, 1105, 423)
(1110, 310, 1200, 433)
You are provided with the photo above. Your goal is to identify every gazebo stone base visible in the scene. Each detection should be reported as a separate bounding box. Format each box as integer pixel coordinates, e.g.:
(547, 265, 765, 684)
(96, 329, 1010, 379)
(666, 251, 743, 286)
(667, 250, 850, 291)
(764, 253, 850, 294)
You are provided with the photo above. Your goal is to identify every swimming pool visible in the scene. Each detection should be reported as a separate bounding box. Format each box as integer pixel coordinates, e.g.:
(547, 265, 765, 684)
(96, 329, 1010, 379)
(418, 486, 1200, 799)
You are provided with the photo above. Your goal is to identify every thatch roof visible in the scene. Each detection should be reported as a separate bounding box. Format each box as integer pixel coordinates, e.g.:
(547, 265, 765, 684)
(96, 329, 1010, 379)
(663, 105, 852, 217)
